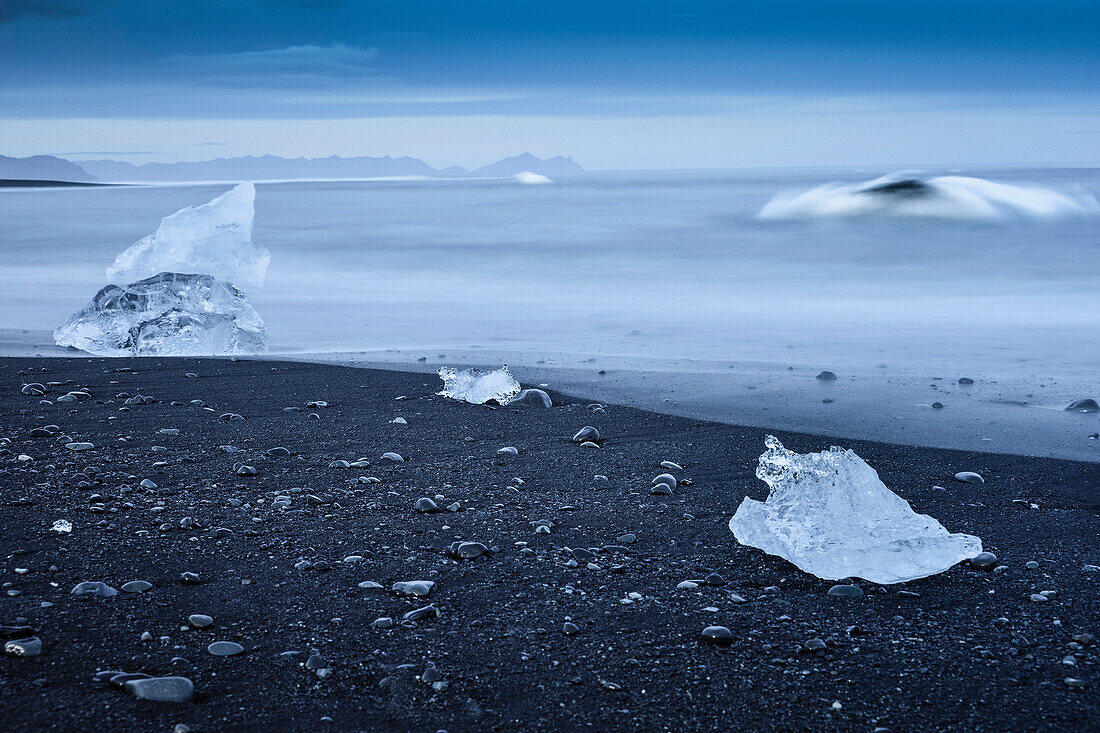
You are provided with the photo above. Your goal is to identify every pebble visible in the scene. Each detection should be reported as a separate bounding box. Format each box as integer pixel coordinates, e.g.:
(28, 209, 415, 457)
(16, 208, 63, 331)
(497, 446, 519, 456)
(970, 552, 998, 570)
(121, 580, 153, 593)
(954, 471, 984, 484)
(455, 542, 489, 559)
(1029, 594, 1049, 603)
(372, 617, 394, 629)
(572, 426, 600, 443)
(188, 614, 214, 629)
(65, 442, 95, 451)
(511, 389, 552, 408)
(415, 498, 440, 513)
(1064, 398, 1099, 413)
(235, 465, 258, 476)
(562, 622, 580, 636)
(71, 581, 118, 598)
(393, 580, 435, 597)
(1025, 561, 1040, 570)
(126, 676, 194, 703)
(652, 473, 678, 489)
(827, 584, 864, 598)
(803, 638, 827, 653)
(382, 452, 404, 462)
(207, 641, 245, 656)
(816, 371, 838, 381)
(180, 572, 201, 585)
(700, 625, 733, 647)
(403, 605, 440, 621)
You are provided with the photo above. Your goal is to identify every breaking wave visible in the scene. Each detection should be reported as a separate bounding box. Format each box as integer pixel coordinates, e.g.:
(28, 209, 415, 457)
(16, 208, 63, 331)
(758, 174, 1100, 222)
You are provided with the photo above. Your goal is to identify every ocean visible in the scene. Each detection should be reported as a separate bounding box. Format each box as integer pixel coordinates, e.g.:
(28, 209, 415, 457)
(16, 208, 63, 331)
(2, 166, 1098, 459)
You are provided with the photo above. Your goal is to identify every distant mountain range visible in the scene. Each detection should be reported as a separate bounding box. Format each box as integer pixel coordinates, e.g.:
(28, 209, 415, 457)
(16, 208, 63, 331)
(0, 155, 98, 183)
(0, 153, 583, 183)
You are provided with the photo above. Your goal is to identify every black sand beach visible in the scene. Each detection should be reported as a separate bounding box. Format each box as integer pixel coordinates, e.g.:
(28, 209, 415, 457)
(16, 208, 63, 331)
(2, 357, 1097, 731)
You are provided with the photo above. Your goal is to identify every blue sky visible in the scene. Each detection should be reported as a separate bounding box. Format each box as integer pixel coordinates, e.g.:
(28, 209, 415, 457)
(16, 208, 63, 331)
(2, 1, 1098, 168)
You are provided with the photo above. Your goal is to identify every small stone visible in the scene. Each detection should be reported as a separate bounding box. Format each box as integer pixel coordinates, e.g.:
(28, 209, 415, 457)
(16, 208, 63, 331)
(1029, 594, 1049, 603)
(816, 371, 838, 381)
(235, 465, 257, 476)
(382, 452, 404, 462)
(403, 605, 440, 621)
(393, 580, 435, 597)
(954, 471, 984, 484)
(827, 584, 864, 598)
(497, 446, 519, 456)
(510, 389, 552, 408)
(1064, 399, 1099, 413)
(616, 534, 637, 545)
(456, 542, 489, 559)
(207, 641, 244, 656)
(188, 614, 214, 628)
(803, 638, 827, 652)
(71, 581, 118, 598)
(1025, 561, 1040, 570)
(562, 622, 580, 636)
(652, 473, 678, 490)
(121, 580, 153, 593)
(372, 617, 394, 629)
(572, 426, 600, 443)
(180, 572, 201, 585)
(125, 676, 194, 703)
(65, 442, 95, 451)
(415, 498, 439, 513)
(970, 552, 997, 570)
(700, 625, 733, 647)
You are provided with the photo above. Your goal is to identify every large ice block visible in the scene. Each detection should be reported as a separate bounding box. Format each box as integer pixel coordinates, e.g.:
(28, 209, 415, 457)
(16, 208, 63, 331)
(729, 436, 982, 584)
(54, 272, 267, 356)
(437, 366, 521, 405)
(107, 182, 270, 289)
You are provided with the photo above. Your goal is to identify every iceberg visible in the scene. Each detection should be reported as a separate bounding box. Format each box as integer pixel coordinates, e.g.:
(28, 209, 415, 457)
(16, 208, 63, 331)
(54, 272, 267, 356)
(513, 171, 554, 185)
(757, 174, 1099, 222)
(437, 366, 521, 405)
(107, 182, 270, 290)
(729, 436, 982, 584)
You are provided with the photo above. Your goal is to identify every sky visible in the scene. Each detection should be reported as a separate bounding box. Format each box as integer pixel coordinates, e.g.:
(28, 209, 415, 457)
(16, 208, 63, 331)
(2, 0, 1099, 169)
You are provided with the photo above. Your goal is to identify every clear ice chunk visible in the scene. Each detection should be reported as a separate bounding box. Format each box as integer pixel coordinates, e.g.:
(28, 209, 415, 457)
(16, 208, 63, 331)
(54, 272, 267, 356)
(437, 366, 521, 405)
(729, 436, 982, 584)
(107, 182, 270, 290)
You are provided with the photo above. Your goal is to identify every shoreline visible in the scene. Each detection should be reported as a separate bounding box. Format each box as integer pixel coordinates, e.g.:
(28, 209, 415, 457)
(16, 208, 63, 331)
(4, 329, 1097, 464)
(1, 356, 1097, 730)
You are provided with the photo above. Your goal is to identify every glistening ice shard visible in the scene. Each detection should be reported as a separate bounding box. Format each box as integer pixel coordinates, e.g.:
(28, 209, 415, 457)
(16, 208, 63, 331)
(729, 436, 982, 584)
(437, 366, 521, 405)
(107, 182, 270, 289)
(53, 272, 267, 356)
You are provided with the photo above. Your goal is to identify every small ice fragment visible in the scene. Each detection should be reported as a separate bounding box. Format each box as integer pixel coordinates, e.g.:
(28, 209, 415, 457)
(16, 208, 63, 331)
(51, 519, 72, 533)
(729, 436, 982, 584)
(54, 273, 267, 356)
(513, 171, 553, 185)
(107, 183, 269, 289)
(437, 366, 520, 405)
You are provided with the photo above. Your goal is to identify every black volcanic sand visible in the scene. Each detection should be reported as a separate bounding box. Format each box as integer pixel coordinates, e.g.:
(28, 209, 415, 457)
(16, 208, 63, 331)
(1, 357, 1097, 731)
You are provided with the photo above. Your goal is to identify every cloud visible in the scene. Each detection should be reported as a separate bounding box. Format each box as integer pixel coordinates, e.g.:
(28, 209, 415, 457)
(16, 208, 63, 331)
(0, 0, 94, 22)
(163, 44, 381, 85)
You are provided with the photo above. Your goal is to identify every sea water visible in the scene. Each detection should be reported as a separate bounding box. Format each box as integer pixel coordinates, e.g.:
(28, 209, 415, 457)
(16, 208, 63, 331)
(2, 167, 1098, 459)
